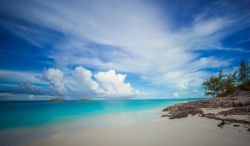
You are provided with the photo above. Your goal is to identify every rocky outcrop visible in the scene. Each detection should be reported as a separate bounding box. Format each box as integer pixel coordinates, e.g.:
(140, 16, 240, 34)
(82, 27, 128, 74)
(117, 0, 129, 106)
(162, 102, 204, 119)
(219, 105, 250, 115)
(162, 92, 250, 126)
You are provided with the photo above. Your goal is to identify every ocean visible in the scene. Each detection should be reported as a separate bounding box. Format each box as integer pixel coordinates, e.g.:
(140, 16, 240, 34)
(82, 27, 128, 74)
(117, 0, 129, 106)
(0, 99, 200, 130)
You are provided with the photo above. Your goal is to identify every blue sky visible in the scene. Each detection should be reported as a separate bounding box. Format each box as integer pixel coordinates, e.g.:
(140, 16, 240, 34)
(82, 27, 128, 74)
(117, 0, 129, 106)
(0, 0, 249, 100)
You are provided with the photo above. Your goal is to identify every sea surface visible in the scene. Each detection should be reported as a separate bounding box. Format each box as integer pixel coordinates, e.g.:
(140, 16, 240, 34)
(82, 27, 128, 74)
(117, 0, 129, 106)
(0, 99, 201, 130)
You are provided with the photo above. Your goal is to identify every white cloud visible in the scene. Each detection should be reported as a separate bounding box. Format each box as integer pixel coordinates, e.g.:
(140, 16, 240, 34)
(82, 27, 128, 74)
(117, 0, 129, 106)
(42, 68, 67, 94)
(192, 18, 227, 36)
(0, 70, 41, 83)
(173, 92, 179, 97)
(73, 66, 139, 97)
(194, 57, 231, 68)
(163, 70, 208, 90)
(0, 67, 139, 98)
(94, 70, 139, 97)
(74, 66, 102, 94)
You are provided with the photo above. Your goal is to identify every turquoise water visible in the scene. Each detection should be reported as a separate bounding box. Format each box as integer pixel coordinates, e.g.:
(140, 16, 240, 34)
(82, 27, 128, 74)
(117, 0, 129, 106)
(0, 99, 200, 129)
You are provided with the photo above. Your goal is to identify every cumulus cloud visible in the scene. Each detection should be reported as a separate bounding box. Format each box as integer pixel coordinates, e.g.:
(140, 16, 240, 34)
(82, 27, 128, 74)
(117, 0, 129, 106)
(74, 66, 102, 93)
(73, 66, 139, 97)
(42, 68, 67, 94)
(94, 70, 139, 97)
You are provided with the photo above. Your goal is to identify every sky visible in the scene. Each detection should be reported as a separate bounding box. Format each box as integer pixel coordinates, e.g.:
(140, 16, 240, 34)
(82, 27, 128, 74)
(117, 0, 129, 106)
(0, 0, 249, 100)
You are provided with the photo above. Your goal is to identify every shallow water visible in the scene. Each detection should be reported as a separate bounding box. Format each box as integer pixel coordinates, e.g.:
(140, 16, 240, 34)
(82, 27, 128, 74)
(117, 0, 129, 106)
(0, 99, 200, 129)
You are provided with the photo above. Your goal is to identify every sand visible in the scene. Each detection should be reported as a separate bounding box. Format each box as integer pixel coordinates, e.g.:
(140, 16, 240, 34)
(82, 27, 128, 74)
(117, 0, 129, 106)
(202, 107, 250, 122)
(1, 109, 249, 146)
(202, 107, 234, 114)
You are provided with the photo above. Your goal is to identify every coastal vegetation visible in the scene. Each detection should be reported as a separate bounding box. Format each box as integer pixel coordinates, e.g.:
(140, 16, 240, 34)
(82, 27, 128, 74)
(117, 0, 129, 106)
(202, 60, 250, 97)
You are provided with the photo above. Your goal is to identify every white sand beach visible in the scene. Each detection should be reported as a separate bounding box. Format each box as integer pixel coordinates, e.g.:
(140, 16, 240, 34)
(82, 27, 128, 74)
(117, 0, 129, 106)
(1, 109, 248, 146)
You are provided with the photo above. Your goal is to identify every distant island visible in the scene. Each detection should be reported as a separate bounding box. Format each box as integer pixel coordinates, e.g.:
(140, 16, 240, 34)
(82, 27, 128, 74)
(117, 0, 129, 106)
(49, 98, 65, 102)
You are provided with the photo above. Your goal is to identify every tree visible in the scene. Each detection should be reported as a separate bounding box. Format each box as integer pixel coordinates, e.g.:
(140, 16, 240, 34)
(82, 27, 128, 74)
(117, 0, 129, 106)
(202, 60, 250, 97)
(221, 71, 237, 96)
(238, 80, 250, 91)
(202, 70, 224, 97)
(202, 71, 237, 97)
(239, 60, 249, 83)
(238, 60, 250, 91)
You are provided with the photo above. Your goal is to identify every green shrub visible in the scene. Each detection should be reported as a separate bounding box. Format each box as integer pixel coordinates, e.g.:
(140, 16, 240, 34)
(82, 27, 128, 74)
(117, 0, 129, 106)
(202, 71, 237, 97)
(202, 71, 224, 97)
(239, 80, 250, 91)
(202, 60, 249, 97)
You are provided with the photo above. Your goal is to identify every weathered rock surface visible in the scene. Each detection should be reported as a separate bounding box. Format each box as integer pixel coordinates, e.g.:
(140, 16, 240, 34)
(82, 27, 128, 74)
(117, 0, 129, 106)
(162, 91, 250, 126)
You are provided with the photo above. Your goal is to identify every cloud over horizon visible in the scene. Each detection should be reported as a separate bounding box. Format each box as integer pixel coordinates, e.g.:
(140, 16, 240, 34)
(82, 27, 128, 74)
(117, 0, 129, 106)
(0, 67, 139, 99)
